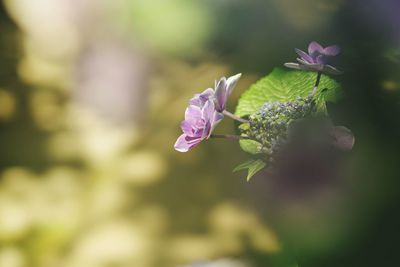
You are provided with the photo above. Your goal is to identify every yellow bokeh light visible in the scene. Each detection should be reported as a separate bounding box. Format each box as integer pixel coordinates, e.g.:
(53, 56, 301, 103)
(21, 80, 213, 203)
(0, 89, 16, 120)
(118, 151, 167, 186)
(0, 247, 26, 267)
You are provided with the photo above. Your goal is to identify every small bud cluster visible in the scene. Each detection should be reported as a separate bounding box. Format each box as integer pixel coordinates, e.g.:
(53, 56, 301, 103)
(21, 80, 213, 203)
(245, 96, 315, 157)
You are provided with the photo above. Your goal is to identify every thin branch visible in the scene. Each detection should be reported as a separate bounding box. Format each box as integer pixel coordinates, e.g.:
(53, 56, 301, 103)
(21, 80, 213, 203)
(210, 134, 250, 140)
(222, 110, 248, 123)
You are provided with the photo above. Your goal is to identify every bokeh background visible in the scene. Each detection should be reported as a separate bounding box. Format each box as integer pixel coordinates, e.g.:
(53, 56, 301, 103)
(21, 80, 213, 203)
(0, 0, 399, 267)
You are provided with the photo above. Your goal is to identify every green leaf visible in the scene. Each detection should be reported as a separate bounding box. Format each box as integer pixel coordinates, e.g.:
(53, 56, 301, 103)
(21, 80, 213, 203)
(239, 139, 264, 154)
(235, 68, 342, 117)
(233, 159, 266, 181)
(237, 122, 264, 155)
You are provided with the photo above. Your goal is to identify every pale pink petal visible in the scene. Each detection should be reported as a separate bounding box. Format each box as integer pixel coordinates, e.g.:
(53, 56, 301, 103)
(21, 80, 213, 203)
(189, 93, 203, 107)
(296, 58, 324, 71)
(315, 54, 327, 64)
(208, 112, 224, 137)
(186, 134, 204, 144)
(295, 49, 314, 63)
(213, 111, 224, 125)
(181, 120, 205, 137)
(200, 88, 215, 98)
(308, 41, 323, 56)
(184, 105, 202, 122)
(226, 73, 242, 96)
(180, 120, 193, 136)
(214, 77, 227, 111)
(323, 65, 343, 75)
(174, 134, 202, 152)
(284, 62, 302, 70)
(201, 100, 216, 121)
(202, 121, 212, 139)
(189, 88, 215, 107)
(323, 45, 340, 56)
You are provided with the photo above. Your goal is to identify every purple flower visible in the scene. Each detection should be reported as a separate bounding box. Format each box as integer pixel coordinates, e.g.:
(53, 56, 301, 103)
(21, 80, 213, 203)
(174, 73, 241, 152)
(189, 73, 242, 112)
(174, 100, 223, 152)
(284, 41, 342, 75)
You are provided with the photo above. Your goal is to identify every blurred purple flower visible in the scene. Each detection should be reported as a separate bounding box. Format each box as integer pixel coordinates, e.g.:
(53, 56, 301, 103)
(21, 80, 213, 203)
(189, 73, 242, 112)
(330, 125, 355, 151)
(174, 100, 223, 152)
(284, 41, 342, 75)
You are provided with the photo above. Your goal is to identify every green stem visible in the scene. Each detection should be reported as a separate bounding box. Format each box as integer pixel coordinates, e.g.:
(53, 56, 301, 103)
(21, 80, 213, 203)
(311, 72, 322, 96)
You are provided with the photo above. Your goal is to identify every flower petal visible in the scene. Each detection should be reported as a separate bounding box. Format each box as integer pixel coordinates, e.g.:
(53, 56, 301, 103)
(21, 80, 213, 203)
(189, 98, 202, 107)
(180, 120, 193, 136)
(202, 120, 212, 139)
(323, 65, 343, 75)
(296, 58, 324, 71)
(185, 105, 202, 122)
(295, 48, 314, 63)
(174, 134, 202, 152)
(189, 88, 214, 107)
(213, 111, 224, 125)
(201, 99, 216, 121)
(181, 120, 205, 137)
(315, 54, 327, 64)
(308, 41, 323, 56)
(207, 111, 224, 138)
(323, 45, 340, 56)
(284, 62, 301, 70)
(214, 77, 227, 111)
(226, 73, 242, 96)
(200, 88, 215, 98)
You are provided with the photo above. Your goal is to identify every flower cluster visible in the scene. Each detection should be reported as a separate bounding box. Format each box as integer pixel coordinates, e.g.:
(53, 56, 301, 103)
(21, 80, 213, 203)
(244, 97, 314, 157)
(284, 41, 342, 75)
(174, 74, 242, 152)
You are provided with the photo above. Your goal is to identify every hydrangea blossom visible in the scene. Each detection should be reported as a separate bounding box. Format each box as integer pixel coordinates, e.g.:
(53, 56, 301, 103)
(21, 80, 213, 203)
(284, 41, 342, 75)
(174, 100, 223, 152)
(245, 96, 314, 157)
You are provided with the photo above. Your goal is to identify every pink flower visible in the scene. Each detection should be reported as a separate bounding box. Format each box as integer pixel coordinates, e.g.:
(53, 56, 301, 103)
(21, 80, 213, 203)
(174, 100, 223, 152)
(174, 73, 242, 152)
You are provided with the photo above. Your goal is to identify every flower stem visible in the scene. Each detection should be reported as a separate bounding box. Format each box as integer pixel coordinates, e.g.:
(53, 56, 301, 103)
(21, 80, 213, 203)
(311, 72, 322, 96)
(222, 110, 248, 123)
(210, 134, 249, 140)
